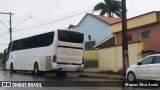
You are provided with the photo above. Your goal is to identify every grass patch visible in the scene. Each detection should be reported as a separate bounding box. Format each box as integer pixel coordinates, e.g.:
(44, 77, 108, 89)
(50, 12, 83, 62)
(0, 53, 4, 67)
(84, 59, 98, 68)
(0, 53, 4, 59)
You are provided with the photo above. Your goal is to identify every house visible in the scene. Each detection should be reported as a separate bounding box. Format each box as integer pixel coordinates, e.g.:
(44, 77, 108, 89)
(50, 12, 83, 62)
(75, 13, 121, 50)
(111, 11, 160, 56)
(69, 13, 121, 61)
(95, 11, 160, 72)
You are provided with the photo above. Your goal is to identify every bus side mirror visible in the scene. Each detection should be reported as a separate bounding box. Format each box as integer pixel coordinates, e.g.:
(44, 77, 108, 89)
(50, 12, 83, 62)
(3, 48, 7, 55)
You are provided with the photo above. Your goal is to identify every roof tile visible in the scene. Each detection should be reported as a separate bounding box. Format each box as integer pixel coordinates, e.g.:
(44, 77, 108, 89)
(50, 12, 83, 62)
(94, 15, 122, 24)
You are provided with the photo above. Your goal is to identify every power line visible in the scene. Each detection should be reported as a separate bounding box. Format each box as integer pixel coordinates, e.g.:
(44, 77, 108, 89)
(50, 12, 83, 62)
(0, 36, 10, 39)
(0, 31, 9, 37)
(0, 9, 92, 37)
(0, 43, 8, 45)
(13, 9, 93, 32)
(0, 12, 14, 41)
(13, 16, 33, 30)
(0, 20, 9, 29)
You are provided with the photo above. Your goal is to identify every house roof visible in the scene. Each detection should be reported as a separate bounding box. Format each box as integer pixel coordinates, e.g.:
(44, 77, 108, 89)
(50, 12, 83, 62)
(110, 11, 157, 25)
(110, 11, 160, 33)
(94, 35, 115, 49)
(94, 15, 122, 24)
(94, 35, 143, 49)
(77, 13, 122, 26)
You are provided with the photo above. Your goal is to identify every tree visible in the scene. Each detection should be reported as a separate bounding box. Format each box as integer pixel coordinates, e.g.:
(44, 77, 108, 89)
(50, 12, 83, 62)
(93, 0, 122, 18)
(0, 53, 4, 59)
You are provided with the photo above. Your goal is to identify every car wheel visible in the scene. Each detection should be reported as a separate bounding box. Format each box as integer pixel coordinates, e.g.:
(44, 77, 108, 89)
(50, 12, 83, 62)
(127, 72, 136, 82)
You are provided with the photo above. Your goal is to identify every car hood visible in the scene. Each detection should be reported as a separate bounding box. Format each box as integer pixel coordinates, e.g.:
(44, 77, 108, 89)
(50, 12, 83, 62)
(130, 64, 137, 68)
(127, 64, 137, 72)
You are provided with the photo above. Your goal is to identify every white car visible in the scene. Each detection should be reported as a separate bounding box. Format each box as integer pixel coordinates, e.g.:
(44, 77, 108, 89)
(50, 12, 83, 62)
(126, 54, 160, 82)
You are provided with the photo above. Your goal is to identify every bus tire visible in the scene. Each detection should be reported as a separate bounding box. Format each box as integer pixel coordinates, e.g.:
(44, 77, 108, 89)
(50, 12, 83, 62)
(10, 63, 15, 73)
(56, 72, 66, 78)
(33, 62, 39, 75)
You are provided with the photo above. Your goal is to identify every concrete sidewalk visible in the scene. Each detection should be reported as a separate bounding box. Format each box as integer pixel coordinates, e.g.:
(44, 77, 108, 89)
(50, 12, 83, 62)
(73, 68, 125, 80)
(0, 67, 125, 80)
(78, 72, 125, 80)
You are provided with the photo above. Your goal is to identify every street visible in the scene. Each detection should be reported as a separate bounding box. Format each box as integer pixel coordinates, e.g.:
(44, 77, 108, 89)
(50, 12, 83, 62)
(0, 70, 159, 90)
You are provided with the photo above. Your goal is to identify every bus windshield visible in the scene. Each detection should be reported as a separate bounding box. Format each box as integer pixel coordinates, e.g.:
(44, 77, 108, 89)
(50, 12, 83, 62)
(58, 30, 84, 43)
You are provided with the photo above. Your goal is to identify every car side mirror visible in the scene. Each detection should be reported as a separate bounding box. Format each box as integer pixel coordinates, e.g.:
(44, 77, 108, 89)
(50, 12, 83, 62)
(137, 62, 141, 65)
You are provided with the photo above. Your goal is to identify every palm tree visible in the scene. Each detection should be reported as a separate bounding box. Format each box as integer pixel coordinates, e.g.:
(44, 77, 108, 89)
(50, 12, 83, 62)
(93, 0, 122, 18)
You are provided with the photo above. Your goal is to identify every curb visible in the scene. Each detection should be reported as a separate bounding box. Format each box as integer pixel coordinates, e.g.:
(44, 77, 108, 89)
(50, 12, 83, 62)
(79, 74, 126, 80)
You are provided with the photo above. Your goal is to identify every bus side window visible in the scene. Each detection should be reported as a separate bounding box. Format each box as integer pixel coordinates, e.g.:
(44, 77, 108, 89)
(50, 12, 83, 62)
(12, 40, 23, 51)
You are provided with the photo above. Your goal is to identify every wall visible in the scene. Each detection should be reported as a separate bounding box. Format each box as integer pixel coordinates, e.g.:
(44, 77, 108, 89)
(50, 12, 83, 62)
(98, 42, 143, 72)
(77, 14, 110, 44)
(115, 23, 160, 52)
(84, 50, 99, 60)
(99, 47, 117, 71)
(110, 11, 157, 33)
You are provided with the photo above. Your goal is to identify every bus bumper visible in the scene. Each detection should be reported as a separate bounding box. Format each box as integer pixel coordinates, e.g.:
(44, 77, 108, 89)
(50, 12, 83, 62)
(52, 63, 84, 72)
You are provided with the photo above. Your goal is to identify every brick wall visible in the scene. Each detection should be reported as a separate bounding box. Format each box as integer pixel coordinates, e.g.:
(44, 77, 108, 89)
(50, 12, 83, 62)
(115, 23, 160, 52)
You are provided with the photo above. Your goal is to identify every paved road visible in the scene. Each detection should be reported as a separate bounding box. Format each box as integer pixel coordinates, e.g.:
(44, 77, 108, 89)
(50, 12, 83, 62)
(0, 70, 159, 90)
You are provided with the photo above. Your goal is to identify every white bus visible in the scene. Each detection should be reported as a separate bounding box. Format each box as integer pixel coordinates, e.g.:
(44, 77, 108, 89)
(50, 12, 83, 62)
(5, 29, 84, 77)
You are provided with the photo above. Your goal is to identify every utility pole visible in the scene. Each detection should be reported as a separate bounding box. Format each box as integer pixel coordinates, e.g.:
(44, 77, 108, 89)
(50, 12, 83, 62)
(122, 0, 129, 77)
(9, 12, 13, 41)
(0, 12, 14, 41)
(57, 0, 59, 6)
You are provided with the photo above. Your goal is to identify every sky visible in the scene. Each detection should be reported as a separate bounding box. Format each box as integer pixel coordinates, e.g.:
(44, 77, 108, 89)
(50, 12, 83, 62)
(0, 0, 160, 52)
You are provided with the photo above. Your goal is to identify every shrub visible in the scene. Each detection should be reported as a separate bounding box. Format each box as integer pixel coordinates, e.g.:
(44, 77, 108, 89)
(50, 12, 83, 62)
(84, 59, 98, 68)
(0, 53, 4, 59)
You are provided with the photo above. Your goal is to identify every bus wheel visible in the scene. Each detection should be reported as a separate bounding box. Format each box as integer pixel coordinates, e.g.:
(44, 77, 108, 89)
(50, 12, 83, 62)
(56, 72, 67, 78)
(10, 63, 15, 73)
(34, 63, 39, 75)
